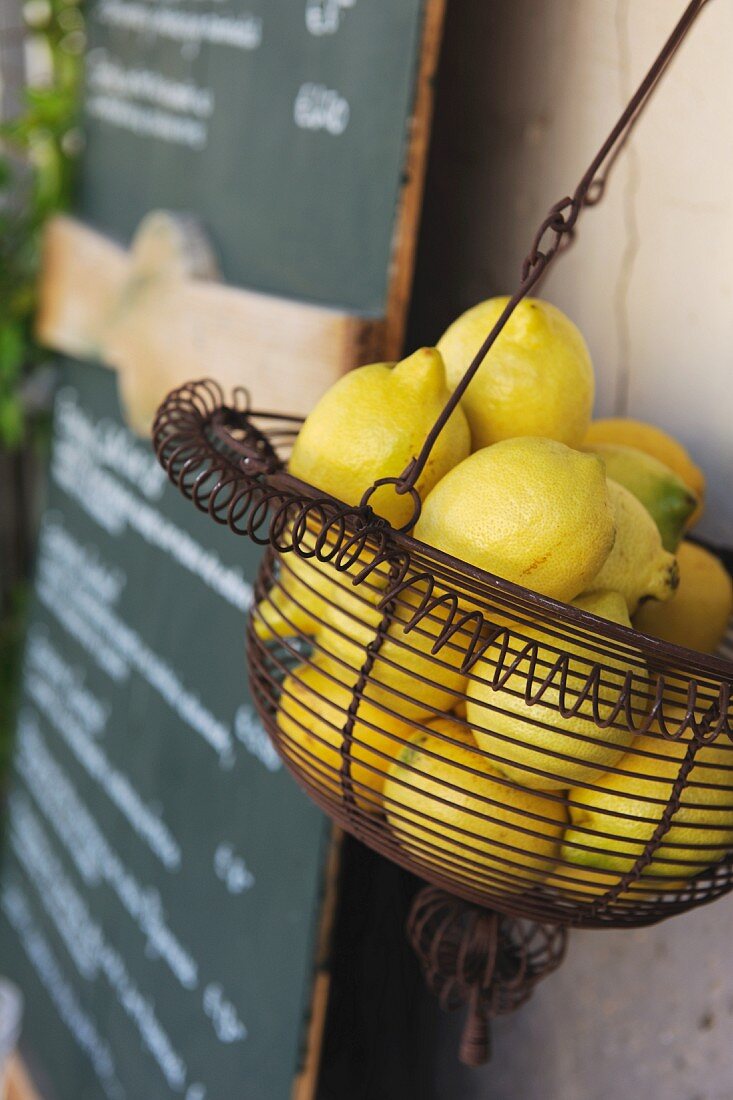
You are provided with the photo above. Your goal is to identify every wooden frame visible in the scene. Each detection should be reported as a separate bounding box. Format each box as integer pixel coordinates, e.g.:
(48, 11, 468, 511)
(5, 1056, 41, 1100)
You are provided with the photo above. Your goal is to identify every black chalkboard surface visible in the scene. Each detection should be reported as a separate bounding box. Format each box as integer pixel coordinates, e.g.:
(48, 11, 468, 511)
(0, 360, 330, 1099)
(81, 0, 424, 313)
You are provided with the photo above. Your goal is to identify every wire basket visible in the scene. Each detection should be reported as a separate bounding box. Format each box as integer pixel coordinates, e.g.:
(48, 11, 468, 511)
(154, 380, 733, 932)
(153, 0, 730, 1063)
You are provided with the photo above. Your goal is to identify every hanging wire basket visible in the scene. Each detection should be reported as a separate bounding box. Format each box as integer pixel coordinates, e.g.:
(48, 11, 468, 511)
(155, 378, 733, 927)
(153, 0, 730, 1064)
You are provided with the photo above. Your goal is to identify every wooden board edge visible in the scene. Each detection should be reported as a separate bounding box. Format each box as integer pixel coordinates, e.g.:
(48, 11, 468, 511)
(35, 214, 129, 361)
(346, 316, 389, 370)
(383, 0, 447, 358)
(4, 1055, 42, 1100)
(35, 215, 394, 432)
(292, 828, 344, 1100)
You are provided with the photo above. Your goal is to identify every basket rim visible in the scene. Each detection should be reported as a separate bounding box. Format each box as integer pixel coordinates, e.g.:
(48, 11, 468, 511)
(152, 383, 733, 684)
(279, 465, 733, 684)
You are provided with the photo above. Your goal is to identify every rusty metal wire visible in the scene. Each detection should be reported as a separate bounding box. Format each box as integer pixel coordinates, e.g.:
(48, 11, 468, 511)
(154, 385, 733, 931)
(408, 887, 567, 1065)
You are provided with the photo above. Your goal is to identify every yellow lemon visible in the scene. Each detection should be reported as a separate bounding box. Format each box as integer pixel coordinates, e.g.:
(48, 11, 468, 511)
(383, 718, 566, 893)
(414, 437, 614, 602)
(544, 861, 683, 902)
(312, 582, 467, 723)
(466, 590, 640, 790)
(263, 346, 471, 639)
(587, 479, 678, 614)
(562, 717, 733, 881)
(453, 698, 468, 719)
(253, 532, 387, 643)
(585, 417, 705, 525)
(634, 540, 733, 655)
(437, 297, 594, 449)
(585, 442, 697, 552)
(288, 347, 470, 530)
(276, 659, 414, 812)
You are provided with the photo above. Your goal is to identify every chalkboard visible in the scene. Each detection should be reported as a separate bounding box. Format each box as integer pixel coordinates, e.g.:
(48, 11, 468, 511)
(0, 1, 443, 1095)
(80, 0, 425, 313)
(0, 360, 331, 1099)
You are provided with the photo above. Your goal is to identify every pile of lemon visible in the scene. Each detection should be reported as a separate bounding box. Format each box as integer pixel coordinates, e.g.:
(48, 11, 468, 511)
(255, 297, 733, 900)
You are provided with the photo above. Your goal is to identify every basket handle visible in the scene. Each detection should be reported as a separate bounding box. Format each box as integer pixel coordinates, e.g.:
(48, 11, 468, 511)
(365, 0, 712, 532)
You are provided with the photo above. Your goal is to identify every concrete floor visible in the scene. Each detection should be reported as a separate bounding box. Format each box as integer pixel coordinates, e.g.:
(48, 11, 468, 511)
(429, 892, 733, 1099)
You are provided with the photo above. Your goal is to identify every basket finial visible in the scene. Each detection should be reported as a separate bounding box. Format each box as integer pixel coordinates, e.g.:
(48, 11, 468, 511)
(460, 987, 492, 1068)
(407, 886, 567, 1067)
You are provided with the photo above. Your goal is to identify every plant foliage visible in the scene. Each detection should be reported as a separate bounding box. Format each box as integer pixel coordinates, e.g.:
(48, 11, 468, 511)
(0, 0, 84, 446)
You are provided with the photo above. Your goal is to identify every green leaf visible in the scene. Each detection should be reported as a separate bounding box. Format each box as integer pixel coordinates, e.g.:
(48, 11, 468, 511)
(0, 0, 82, 459)
(0, 325, 25, 379)
(0, 393, 25, 447)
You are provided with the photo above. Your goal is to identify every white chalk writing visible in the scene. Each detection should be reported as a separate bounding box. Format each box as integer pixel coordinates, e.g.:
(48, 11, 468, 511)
(17, 716, 197, 989)
(294, 82, 350, 136)
(89, 50, 214, 118)
(203, 983, 247, 1044)
(1, 883, 124, 1100)
(9, 799, 189, 1091)
(213, 843, 255, 896)
(234, 704, 282, 773)
(53, 391, 253, 613)
(305, 0, 356, 37)
(96, 0, 262, 51)
(25, 633, 181, 869)
(36, 518, 237, 766)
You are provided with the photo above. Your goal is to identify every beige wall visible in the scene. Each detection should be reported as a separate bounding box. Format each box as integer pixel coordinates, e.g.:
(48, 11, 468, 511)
(410, 7, 733, 1093)
(411, 0, 733, 544)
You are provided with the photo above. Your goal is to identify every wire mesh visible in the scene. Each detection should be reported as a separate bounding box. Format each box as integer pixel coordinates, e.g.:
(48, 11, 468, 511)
(154, 380, 733, 931)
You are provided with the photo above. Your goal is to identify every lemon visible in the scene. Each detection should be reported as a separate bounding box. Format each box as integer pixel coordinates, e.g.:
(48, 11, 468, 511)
(383, 718, 566, 893)
(585, 442, 697, 552)
(312, 582, 467, 722)
(562, 709, 733, 880)
(437, 297, 594, 449)
(585, 418, 705, 525)
(288, 348, 470, 530)
(544, 861, 683, 901)
(453, 698, 468, 719)
(252, 528, 386, 642)
(634, 540, 733, 654)
(414, 437, 614, 602)
(587, 479, 678, 613)
(466, 590, 640, 790)
(276, 659, 414, 812)
(572, 588, 632, 621)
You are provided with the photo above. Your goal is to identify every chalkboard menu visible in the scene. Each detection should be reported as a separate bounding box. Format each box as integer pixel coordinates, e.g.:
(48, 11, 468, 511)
(0, 0, 441, 1095)
(1, 360, 331, 1098)
(81, 0, 425, 313)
